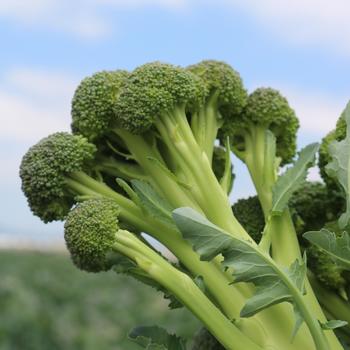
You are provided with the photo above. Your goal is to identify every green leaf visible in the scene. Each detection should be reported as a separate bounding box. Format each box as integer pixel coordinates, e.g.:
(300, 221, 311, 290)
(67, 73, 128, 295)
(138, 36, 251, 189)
(172, 207, 306, 323)
(320, 320, 348, 330)
(131, 180, 175, 227)
(326, 102, 350, 228)
(303, 229, 350, 269)
(129, 326, 187, 350)
(272, 143, 319, 215)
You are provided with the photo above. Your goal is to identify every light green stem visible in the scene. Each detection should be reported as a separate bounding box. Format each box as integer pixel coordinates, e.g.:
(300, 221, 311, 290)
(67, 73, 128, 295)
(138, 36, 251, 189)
(114, 231, 263, 350)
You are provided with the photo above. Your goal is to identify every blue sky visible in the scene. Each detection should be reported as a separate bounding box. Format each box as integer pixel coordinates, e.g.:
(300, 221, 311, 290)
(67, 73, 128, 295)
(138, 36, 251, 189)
(1, 0, 350, 244)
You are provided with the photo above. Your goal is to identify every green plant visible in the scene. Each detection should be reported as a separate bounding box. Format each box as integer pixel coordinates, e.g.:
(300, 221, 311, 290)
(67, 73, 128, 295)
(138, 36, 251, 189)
(20, 60, 350, 349)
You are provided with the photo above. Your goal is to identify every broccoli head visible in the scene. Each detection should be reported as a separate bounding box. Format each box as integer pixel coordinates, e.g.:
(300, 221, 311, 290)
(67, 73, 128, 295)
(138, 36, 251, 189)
(71, 70, 129, 141)
(192, 328, 224, 350)
(19, 132, 96, 222)
(187, 60, 247, 116)
(114, 62, 205, 134)
(64, 198, 120, 272)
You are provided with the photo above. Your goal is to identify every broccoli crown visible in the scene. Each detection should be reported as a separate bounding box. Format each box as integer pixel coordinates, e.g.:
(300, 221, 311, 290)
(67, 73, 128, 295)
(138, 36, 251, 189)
(187, 60, 247, 116)
(232, 196, 265, 243)
(64, 198, 120, 272)
(71, 70, 129, 141)
(114, 62, 205, 133)
(319, 112, 346, 187)
(19, 132, 96, 223)
(224, 87, 299, 164)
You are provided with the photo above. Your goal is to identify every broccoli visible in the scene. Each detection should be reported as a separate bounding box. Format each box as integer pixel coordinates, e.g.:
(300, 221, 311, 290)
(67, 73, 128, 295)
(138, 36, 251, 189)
(19, 60, 348, 350)
(192, 328, 224, 350)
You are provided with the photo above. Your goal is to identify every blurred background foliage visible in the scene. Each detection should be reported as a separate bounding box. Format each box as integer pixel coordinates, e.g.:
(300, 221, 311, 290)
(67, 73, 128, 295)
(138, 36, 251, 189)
(0, 250, 199, 350)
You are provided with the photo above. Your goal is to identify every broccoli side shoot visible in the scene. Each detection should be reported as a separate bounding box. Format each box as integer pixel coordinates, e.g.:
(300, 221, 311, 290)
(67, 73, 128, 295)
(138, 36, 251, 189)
(19, 132, 96, 222)
(65, 198, 120, 272)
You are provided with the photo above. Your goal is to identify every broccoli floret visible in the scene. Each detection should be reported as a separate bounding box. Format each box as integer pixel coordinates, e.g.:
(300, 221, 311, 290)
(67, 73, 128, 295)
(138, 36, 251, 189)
(115, 62, 205, 134)
(221, 87, 299, 218)
(187, 60, 247, 161)
(232, 196, 264, 243)
(19, 132, 96, 222)
(65, 198, 120, 272)
(71, 70, 129, 141)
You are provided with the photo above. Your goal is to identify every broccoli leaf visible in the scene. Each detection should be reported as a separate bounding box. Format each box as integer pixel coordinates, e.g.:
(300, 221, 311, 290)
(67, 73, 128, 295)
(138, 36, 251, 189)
(272, 143, 319, 215)
(303, 229, 350, 270)
(320, 320, 348, 330)
(326, 102, 350, 228)
(131, 180, 175, 227)
(172, 207, 307, 329)
(129, 326, 187, 350)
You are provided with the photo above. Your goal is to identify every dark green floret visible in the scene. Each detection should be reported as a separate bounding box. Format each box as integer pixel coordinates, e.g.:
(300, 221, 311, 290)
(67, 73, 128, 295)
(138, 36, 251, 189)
(19, 132, 96, 222)
(71, 70, 129, 141)
(232, 196, 264, 243)
(187, 60, 247, 116)
(230, 87, 299, 165)
(114, 62, 206, 134)
(212, 146, 234, 194)
(64, 198, 120, 272)
(192, 328, 224, 350)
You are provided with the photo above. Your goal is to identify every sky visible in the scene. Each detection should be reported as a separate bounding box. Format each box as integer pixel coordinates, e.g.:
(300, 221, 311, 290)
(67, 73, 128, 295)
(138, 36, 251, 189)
(1, 0, 350, 244)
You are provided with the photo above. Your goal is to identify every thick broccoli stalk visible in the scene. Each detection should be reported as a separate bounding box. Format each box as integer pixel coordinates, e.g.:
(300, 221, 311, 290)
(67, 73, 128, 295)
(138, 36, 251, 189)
(187, 60, 247, 162)
(64, 199, 262, 350)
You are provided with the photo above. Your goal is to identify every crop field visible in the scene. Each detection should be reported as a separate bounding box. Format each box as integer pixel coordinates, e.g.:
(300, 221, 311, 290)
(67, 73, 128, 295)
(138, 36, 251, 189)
(0, 250, 199, 350)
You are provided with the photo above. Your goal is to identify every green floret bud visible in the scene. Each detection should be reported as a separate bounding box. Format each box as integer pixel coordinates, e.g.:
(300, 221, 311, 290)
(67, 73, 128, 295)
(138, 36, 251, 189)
(224, 87, 299, 165)
(71, 70, 129, 140)
(187, 60, 247, 116)
(64, 198, 120, 272)
(232, 196, 265, 243)
(114, 62, 206, 133)
(19, 132, 96, 223)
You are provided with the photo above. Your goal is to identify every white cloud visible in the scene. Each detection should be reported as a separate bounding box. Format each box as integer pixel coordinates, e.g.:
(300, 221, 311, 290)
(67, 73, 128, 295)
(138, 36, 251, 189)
(225, 0, 350, 56)
(0, 68, 77, 143)
(0, 0, 187, 40)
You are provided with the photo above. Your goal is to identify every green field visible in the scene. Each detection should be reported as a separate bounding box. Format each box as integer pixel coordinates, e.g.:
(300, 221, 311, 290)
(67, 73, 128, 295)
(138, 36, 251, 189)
(0, 250, 200, 350)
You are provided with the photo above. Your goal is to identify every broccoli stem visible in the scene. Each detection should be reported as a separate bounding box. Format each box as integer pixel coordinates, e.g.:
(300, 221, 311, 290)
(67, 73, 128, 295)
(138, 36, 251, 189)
(114, 230, 264, 350)
(155, 105, 250, 239)
(191, 94, 222, 163)
(113, 128, 202, 211)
